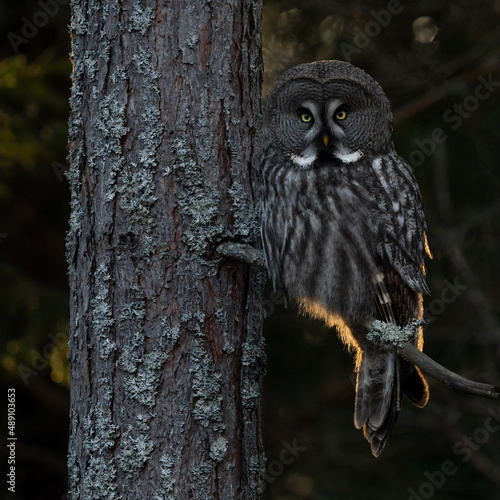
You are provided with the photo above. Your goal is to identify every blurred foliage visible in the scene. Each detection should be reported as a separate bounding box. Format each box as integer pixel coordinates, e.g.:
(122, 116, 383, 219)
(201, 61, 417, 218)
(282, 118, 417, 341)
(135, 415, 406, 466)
(1, 0, 500, 499)
(0, 1, 71, 498)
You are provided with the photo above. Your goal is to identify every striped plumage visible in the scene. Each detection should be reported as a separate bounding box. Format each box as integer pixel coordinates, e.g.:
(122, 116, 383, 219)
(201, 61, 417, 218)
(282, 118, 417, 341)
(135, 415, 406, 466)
(260, 61, 431, 456)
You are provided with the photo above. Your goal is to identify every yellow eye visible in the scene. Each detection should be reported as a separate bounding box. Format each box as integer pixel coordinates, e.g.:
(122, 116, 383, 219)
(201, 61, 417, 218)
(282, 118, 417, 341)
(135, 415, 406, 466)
(300, 112, 313, 123)
(335, 110, 347, 120)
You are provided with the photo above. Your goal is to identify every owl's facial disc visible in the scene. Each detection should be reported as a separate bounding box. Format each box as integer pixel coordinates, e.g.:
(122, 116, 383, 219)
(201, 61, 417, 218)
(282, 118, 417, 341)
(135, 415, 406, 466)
(288, 98, 363, 168)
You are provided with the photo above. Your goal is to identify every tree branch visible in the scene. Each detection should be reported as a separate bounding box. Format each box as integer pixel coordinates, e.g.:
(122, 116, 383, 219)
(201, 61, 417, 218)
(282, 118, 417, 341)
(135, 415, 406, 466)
(220, 244, 500, 401)
(398, 342, 500, 400)
(392, 55, 500, 125)
(216, 242, 267, 268)
(367, 319, 500, 399)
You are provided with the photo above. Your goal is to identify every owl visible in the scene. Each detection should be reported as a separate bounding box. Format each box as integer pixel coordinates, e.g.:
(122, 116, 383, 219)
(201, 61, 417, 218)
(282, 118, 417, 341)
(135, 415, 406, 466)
(260, 60, 431, 456)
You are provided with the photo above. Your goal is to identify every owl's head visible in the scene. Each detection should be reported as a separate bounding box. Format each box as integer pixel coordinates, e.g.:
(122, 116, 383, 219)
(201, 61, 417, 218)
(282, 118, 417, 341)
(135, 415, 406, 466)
(264, 60, 393, 168)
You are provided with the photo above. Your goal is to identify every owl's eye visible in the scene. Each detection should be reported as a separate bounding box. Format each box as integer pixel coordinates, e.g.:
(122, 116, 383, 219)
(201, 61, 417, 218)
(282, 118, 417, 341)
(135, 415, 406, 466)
(335, 109, 347, 121)
(300, 112, 313, 124)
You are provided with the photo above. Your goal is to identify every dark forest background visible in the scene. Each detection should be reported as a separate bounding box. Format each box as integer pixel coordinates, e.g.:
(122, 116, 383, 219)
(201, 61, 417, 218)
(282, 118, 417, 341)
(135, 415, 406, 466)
(1, 1, 499, 499)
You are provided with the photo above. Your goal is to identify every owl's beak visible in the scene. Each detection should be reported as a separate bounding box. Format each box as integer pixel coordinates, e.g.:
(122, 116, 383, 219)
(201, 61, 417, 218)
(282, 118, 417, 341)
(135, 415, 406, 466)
(322, 135, 329, 148)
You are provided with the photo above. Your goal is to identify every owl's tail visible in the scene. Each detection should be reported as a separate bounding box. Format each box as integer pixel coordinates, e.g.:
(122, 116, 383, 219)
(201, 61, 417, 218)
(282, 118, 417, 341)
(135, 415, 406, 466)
(354, 347, 428, 456)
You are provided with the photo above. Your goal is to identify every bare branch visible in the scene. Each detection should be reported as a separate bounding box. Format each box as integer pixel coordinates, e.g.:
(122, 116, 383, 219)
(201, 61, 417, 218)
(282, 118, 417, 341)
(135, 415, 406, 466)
(398, 342, 500, 400)
(217, 242, 267, 268)
(392, 55, 500, 125)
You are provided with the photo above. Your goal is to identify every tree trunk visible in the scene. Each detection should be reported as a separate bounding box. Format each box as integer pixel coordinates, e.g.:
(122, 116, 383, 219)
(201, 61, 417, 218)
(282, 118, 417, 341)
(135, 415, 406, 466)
(66, 0, 265, 498)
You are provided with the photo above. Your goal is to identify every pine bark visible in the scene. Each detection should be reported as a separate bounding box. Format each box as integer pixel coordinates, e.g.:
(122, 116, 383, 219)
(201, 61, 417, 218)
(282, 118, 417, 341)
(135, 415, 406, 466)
(66, 1, 265, 498)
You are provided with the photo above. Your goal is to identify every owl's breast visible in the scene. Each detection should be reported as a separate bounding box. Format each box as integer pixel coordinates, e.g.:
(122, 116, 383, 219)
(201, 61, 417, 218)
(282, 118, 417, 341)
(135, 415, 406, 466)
(261, 163, 379, 321)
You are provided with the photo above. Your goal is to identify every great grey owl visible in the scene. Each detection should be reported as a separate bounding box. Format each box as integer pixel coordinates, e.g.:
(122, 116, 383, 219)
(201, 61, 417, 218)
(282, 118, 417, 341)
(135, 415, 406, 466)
(260, 60, 431, 456)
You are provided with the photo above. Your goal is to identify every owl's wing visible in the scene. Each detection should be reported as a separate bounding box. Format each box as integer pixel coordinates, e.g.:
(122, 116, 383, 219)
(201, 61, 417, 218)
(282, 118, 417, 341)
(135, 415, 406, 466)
(371, 152, 431, 293)
(372, 263, 428, 407)
(355, 263, 429, 456)
(355, 153, 430, 455)
(372, 152, 430, 405)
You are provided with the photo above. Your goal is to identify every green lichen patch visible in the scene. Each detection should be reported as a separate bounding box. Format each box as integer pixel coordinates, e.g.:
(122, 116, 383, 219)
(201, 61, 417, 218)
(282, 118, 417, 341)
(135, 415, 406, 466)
(209, 436, 228, 462)
(129, 5, 155, 35)
(171, 137, 225, 255)
(228, 180, 259, 241)
(366, 319, 428, 349)
(91, 262, 116, 360)
(123, 350, 169, 407)
(117, 419, 155, 474)
(189, 340, 224, 431)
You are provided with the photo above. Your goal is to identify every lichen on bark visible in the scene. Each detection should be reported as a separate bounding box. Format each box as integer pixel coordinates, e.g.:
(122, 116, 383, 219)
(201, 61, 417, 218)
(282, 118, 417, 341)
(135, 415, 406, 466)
(67, 0, 265, 498)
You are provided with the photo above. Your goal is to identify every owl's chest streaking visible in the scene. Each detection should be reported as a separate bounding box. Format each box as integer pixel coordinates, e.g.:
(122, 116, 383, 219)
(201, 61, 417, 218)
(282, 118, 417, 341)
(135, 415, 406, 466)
(260, 150, 427, 323)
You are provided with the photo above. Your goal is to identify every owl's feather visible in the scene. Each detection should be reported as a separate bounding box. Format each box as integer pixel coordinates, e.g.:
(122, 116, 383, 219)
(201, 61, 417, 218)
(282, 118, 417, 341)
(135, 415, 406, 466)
(354, 264, 429, 455)
(354, 348, 397, 452)
(260, 60, 431, 456)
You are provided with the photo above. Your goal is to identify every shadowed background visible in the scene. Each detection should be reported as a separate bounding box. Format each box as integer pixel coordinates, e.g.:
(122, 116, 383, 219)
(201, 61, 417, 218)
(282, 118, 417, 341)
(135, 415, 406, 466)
(1, 1, 499, 499)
